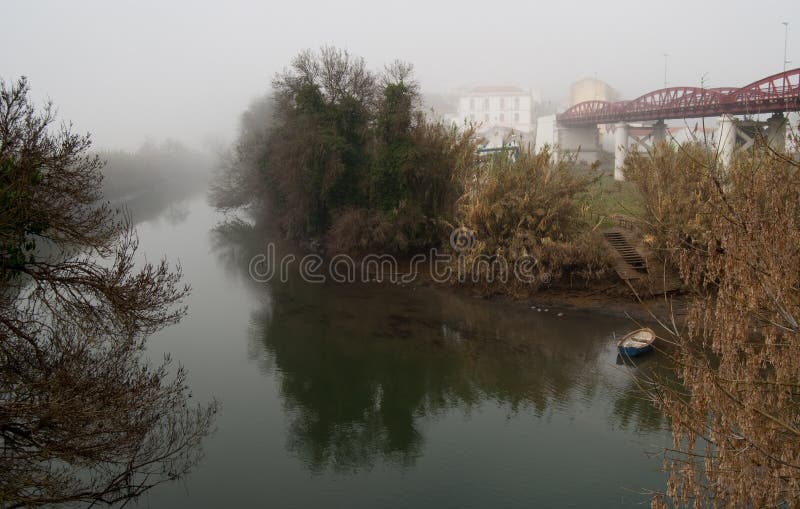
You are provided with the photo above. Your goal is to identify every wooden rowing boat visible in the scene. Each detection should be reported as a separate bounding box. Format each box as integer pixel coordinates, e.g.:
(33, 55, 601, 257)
(617, 327, 656, 357)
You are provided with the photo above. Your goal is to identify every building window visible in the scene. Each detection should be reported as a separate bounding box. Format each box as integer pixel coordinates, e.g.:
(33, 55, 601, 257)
(499, 97, 505, 109)
(499, 113, 505, 122)
(484, 113, 489, 122)
(483, 98, 490, 110)
(514, 97, 520, 109)
(470, 114, 475, 121)
(469, 98, 475, 110)
(514, 112, 520, 122)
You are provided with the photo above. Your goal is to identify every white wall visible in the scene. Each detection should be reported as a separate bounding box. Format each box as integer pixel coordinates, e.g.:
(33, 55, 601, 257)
(456, 92, 535, 132)
(534, 115, 557, 152)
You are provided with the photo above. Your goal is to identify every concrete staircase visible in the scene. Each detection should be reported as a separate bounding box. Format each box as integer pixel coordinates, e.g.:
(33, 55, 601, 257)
(601, 226, 683, 294)
(603, 227, 647, 280)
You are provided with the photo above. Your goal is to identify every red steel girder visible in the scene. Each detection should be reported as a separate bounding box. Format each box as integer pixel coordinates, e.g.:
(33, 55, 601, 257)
(557, 68, 800, 126)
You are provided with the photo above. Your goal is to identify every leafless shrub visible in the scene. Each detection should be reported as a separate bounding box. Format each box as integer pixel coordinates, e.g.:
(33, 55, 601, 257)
(0, 77, 217, 507)
(626, 139, 800, 508)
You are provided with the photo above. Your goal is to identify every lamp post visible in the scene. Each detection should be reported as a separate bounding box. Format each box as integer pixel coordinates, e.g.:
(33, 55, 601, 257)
(783, 22, 790, 72)
(700, 72, 709, 90)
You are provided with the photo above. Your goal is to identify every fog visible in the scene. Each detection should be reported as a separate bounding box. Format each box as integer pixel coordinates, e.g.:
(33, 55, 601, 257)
(2, 0, 798, 150)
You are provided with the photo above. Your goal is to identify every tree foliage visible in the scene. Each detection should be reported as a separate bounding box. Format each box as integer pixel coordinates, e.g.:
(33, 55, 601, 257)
(211, 47, 477, 254)
(266, 47, 376, 237)
(0, 77, 216, 507)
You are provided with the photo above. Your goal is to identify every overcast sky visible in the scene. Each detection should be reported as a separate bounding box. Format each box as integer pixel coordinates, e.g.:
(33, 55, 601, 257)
(2, 0, 798, 151)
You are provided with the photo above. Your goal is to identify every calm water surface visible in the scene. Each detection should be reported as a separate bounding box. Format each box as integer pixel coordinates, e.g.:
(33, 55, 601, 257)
(132, 195, 669, 508)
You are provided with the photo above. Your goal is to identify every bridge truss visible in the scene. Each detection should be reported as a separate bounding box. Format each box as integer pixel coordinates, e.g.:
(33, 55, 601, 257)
(557, 68, 800, 127)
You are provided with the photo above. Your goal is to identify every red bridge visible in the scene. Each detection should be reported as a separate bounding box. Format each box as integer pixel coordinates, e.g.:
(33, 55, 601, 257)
(557, 68, 800, 127)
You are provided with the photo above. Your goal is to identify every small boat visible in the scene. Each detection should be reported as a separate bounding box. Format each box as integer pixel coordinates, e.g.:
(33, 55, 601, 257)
(617, 327, 656, 357)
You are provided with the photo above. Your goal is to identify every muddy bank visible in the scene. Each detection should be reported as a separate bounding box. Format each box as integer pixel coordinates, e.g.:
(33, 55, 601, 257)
(418, 280, 688, 329)
(248, 226, 688, 329)
(380, 256, 688, 327)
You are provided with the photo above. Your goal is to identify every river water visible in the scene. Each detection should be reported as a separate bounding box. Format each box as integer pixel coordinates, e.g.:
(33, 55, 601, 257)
(132, 195, 670, 508)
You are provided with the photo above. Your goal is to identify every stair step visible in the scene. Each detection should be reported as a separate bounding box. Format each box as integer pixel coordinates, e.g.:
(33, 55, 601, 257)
(603, 230, 648, 275)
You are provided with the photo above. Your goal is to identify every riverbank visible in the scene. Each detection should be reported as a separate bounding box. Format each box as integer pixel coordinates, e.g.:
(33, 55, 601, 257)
(239, 214, 687, 330)
(420, 278, 688, 329)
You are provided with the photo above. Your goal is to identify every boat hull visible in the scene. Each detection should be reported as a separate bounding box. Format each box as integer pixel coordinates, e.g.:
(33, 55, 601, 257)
(617, 327, 656, 357)
(618, 344, 653, 357)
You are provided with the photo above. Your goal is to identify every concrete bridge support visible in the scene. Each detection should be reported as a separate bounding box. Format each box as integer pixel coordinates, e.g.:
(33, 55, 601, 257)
(614, 122, 629, 181)
(611, 121, 667, 181)
(717, 114, 787, 167)
(556, 124, 601, 165)
(718, 114, 737, 168)
(789, 112, 800, 147)
(766, 113, 787, 153)
(652, 120, 667, 144)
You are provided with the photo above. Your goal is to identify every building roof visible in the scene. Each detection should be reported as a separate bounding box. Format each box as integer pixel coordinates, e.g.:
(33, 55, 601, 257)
(461, 85, 529, 96)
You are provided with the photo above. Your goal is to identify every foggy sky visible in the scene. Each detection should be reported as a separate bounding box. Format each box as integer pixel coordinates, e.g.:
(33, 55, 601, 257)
(2, 0, 798, 151)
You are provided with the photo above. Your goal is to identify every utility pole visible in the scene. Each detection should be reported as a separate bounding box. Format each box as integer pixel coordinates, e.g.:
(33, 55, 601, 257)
(662, 53, 669, 89)
(700, 72, 709, 90)
(783, 22, 790, 72)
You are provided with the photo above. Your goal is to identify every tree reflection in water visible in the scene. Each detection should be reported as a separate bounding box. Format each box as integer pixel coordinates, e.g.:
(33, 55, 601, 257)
(211, 220, 668, 473)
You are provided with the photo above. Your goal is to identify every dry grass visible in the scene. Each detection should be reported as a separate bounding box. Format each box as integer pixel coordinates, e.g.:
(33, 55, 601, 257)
(451, 148, 615, 296)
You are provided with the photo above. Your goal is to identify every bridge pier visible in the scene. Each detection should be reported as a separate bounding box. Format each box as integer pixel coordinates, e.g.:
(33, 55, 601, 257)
(611, 121, 668, 181)
(789, 112, 800, 152)
(652, 120, 667, 143)
(718, 114, 737, 167)
(718, 113, 788, 167)
(555, 124, 601, 165)
(614, 122, 629, 181)
(766, 113, 787, 153)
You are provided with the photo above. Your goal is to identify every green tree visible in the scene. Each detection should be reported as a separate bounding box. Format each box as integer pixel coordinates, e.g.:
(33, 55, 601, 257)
(372, 61, 418, 211)
(268, 47, 375, 236)
(210, 48, 478, 254)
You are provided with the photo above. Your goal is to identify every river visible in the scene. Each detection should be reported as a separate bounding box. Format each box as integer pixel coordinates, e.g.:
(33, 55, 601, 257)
(132, 194, 670, 508)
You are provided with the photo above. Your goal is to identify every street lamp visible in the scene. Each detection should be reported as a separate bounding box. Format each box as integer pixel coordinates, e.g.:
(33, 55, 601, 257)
(783, 22, 791, 72)
(700, 72, 709, 90)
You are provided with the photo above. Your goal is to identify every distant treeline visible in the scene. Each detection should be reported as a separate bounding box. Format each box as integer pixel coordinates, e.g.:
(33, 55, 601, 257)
(98, 140, 213, 223)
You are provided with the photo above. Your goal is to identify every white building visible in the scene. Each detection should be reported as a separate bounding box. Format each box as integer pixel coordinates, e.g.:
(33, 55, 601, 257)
(455, 86, 539, 134)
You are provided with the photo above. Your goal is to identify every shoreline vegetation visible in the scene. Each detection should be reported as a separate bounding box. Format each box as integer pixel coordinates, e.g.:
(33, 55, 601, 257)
(211, 47, 659, 303)
(213, 47, 800, 508)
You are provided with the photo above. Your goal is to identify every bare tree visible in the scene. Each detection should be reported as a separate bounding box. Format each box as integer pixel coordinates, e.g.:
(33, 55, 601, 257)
(625, 139, 800, 508)
(0, 77, 217, 507)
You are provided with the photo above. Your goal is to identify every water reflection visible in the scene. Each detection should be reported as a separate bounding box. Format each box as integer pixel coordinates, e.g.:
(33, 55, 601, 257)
(611, 380, 665, 433)
(211, 219, 667, 474)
